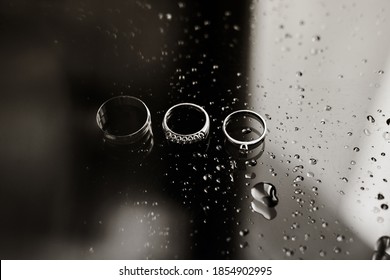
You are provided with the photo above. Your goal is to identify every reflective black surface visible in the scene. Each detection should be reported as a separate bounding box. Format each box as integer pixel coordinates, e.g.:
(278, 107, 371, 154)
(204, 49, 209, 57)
(1, 0, 389, 259)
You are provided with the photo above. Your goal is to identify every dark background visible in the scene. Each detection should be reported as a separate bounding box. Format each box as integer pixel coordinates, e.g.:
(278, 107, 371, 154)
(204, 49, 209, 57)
(0, 0, 253, 259)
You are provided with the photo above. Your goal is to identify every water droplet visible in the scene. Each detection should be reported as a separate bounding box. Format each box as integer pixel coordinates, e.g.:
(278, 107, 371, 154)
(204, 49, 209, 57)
(251, 182, 279, 208)
(350, 160, 356, 165)
(299, 245, 307, 253)
(319, 250, 327, 257)
(321, 222, 328, 228)
(296, 71, 303, 77)
(89, 247, 94, 254)
(246, 159, 257, 167)
(239, 229, 249, 236)
(377, 217, 384, 223)
(292, 165, 304, 173)
(381, 152, 386, 156)
(363, 128, 371, 136)
(377, 193, 385, 200)
(245, 173, 256, 179)
(383, 132, 390, 140)
(336, 235, 345, 242)
(284, 249, 294, 257)
(367, 115, 375, 123)
(307, 172, 314, 178)
(378, 70, 385, 75)
(381, 204, 389, 210)
(371, 157, 377, 162)
(353, 147, 360, 152)
(294, 176, 304, 182)
(334, 247, 341, 254)
(294, 154, 300, 159)
(374, 236, 390, 255)
(242, 127, 252, 134)
(239, 241, 248, 249)
(309, 158, 317, 165)
(312, 35, 321, 41)
(347, 132, 353, 136)
(251, 183, 278, 220)
(386, 118, 390, 125)
(325, 105, 332, 111)
(341, 177, 349, 182)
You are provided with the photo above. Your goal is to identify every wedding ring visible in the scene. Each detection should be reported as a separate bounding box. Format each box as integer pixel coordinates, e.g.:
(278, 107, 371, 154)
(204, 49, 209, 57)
(96, 96, 152, 145)
(162, 103, 210, 145)
(222, 110, 267, 151)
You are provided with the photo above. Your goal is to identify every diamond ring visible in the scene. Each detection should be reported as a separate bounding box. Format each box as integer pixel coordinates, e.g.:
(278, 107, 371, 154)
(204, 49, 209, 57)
(162, 103, 210, 145)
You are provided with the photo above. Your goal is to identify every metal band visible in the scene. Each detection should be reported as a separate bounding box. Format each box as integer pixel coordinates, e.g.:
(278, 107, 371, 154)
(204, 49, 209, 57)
(96, 96, 152, 145)
(162, 103, 210, 145)
(222, 110, 267, 151)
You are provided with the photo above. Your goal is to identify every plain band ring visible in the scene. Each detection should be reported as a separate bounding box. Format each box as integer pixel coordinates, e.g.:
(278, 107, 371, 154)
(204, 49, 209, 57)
(96, 96, 152, 145)
(162, 103, 210, 145)
(222, 110, 267, 151)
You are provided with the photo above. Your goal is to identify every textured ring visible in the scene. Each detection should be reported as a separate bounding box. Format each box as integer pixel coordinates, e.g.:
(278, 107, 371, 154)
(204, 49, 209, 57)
(162, 103, 210, 145)
(222, 110, 267, 151)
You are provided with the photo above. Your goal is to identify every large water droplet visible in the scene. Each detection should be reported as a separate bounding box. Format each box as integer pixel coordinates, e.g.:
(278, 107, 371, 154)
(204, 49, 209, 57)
(251, 182, 279, 207)
(251, 182, 278, 220)
(375, 236, 390, 253)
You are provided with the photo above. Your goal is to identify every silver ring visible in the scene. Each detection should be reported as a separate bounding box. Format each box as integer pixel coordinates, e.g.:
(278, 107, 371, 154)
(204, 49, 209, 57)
(222, 110, 267, 151)
(96, 96, 152, 145)
(162, 103, 210, 145)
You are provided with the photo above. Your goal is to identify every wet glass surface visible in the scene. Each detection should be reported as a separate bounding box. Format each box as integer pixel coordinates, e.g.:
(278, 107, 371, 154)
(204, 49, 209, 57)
(0, 0, 389, 259)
